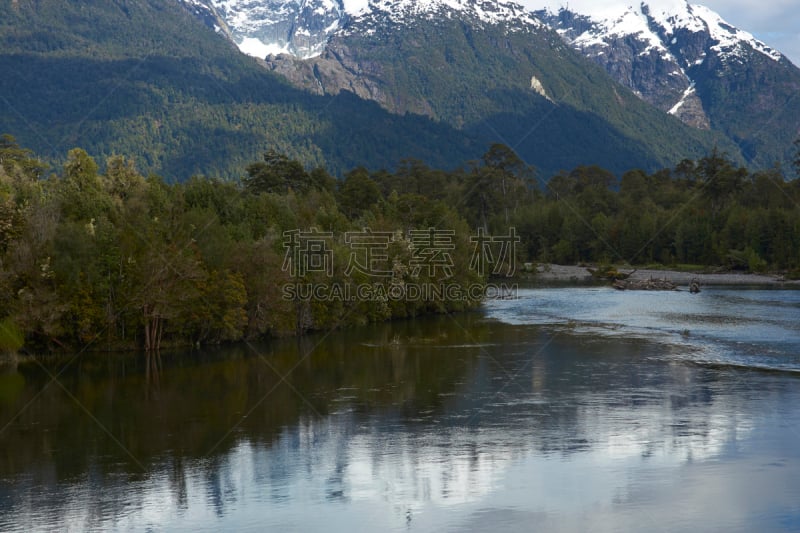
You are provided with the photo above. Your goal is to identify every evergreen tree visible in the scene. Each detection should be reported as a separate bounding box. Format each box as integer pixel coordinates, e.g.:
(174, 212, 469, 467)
(336, 167, 382, 219)
(244, 150, 313, 195)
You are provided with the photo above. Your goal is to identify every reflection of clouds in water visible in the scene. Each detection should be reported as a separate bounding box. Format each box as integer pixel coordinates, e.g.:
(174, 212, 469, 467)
(583, 396, 755, 463)
(1, 382, 793, 532)
(153, 388, 759, 527)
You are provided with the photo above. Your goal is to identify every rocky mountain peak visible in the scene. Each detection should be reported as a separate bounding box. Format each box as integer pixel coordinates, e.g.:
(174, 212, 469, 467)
(181, 0, 541, 59)
(536, 1, 787, 129)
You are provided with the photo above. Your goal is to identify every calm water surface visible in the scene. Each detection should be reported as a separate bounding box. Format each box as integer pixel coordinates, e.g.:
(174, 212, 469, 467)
(1, 286, 799, 531)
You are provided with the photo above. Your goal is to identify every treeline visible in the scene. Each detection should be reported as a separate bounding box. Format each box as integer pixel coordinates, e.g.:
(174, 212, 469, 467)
(2, 135, 800, 352)
(515, 150, 800, 270)
(344, 143, 800, 272)
(0, 136, 485, 353)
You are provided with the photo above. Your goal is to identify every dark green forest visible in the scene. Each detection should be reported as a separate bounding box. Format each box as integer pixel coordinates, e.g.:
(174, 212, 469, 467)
(1, 135, 799, 354)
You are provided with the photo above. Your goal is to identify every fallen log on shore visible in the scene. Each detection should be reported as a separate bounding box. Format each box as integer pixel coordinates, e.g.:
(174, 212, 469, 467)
(612, 277, 677, 291)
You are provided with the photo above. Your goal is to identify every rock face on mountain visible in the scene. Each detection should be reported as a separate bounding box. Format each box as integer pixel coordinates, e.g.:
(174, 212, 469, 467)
(265, 42, 391, 109)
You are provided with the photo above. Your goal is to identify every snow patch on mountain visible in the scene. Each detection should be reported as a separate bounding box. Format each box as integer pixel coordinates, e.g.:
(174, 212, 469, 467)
(668, 83, 695, 115)
(572, 5, 668, 58)
(643, 0, 705, 33)
(349, 0, 541, 26)
(239, 36, 290, 57)
(341, 0, 369, 15)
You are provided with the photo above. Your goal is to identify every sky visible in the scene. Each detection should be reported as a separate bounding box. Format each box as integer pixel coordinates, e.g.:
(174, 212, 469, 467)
(522, 0, 800, 66)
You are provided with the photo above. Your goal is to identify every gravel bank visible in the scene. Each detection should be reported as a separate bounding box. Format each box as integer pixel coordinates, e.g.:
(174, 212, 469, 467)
(533, 264, 797, 286)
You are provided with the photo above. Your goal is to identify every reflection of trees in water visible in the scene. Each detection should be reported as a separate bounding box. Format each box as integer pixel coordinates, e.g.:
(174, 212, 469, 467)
(169, 456, 189, 512)
(144, 351, 162, 401)
(0, 316, 483, 471)
(0, 321, 791, 528)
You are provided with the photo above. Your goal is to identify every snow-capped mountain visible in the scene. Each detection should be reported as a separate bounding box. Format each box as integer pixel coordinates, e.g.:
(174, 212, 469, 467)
(181, 0, 540, 59)
(177, 0, 738, 177)
(177, 0, 800, 171)
(541, 2, 800, 169)
(549, 1, 781, 64)
(181, 0, 795, 127)
(535, 1, 790, 129)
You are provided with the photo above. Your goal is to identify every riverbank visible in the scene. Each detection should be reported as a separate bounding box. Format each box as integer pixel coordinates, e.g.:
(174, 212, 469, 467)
(533, 264, 799, 286)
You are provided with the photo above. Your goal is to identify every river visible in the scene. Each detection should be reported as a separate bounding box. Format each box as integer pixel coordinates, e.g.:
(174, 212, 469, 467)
(1, 286, 799, 531)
